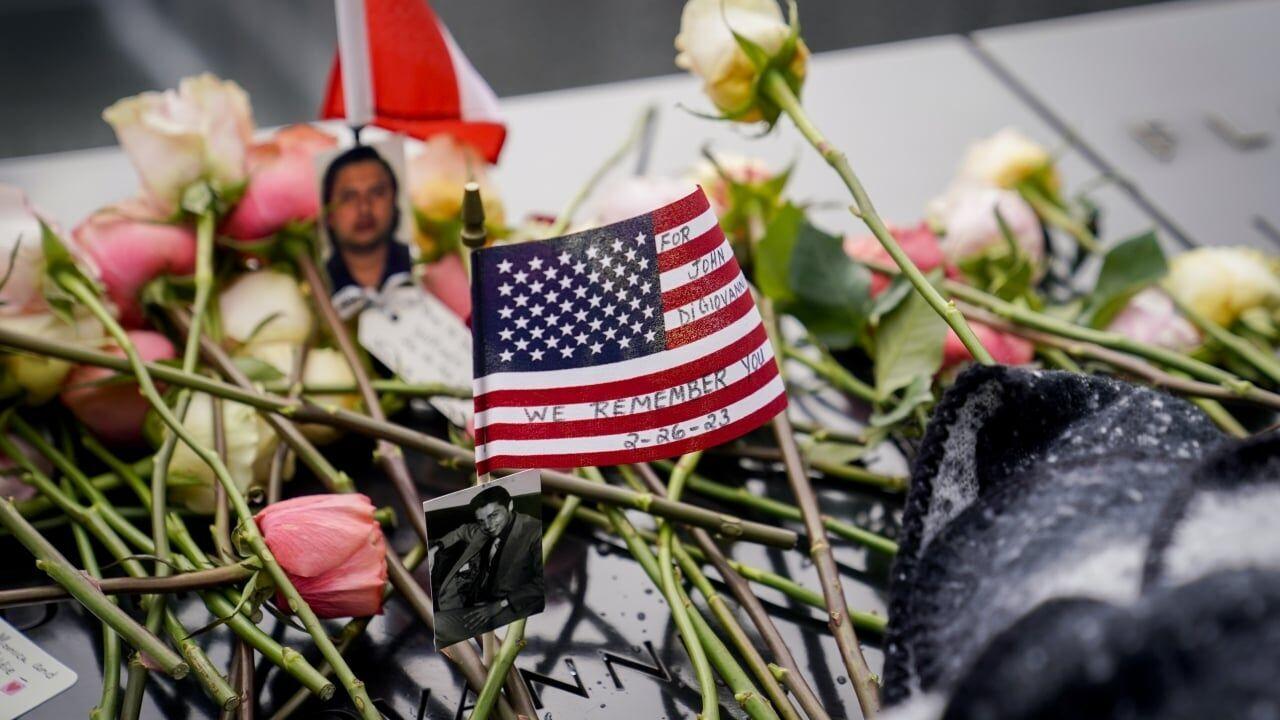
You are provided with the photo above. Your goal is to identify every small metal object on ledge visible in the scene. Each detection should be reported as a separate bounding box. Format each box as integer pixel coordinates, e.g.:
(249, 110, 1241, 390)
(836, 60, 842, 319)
(461, 181, 487, 249)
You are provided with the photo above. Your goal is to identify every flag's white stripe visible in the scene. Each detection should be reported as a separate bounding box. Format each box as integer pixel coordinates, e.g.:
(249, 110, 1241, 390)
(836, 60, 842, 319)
(663, 273, 750, 331)
(658, 237, 734, 293)
(474, 305, 761, 394)
(474, 375, 785, 462)
(474, 337, 774, 427)
(653, 208, 718, 255)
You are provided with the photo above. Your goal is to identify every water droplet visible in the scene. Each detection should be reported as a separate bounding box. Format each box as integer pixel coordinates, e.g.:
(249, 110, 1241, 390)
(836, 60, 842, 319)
(836, 676, 847, 685)
(637, 612, 646, 621)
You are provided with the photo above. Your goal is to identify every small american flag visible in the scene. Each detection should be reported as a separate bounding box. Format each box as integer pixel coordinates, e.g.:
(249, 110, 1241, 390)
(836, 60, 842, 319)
(469, 187, 787, 474)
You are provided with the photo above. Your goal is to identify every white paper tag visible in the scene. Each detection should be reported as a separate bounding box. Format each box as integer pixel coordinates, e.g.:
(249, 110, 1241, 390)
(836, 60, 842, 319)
(0, 618, 77, 720)
(358, 284, 474, 428)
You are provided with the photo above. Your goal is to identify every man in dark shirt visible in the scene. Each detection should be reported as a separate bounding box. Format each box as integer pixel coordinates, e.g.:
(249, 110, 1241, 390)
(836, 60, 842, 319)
(322, 145, 414, 300)
(431, 485, 545, 645)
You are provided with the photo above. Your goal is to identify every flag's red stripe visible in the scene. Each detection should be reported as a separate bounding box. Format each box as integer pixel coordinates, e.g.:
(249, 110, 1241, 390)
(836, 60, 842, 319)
(474, 393, 788, 475)
(661, 260, 741, 311)
(477, 358, 778, 442)
(475, 323, 768, 409)
(656, 223, 726, 272)
(665, 289, 757, 349)
(652, 189, 710, 234)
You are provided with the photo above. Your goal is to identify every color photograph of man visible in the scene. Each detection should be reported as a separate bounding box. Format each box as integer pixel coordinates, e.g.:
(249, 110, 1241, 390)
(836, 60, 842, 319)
(320, 143, 414, 297)
(428, 482, 545, 647)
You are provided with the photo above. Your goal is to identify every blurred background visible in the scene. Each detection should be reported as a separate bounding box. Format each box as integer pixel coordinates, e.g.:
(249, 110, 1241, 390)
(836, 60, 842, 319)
(0, 0, 1170, 159)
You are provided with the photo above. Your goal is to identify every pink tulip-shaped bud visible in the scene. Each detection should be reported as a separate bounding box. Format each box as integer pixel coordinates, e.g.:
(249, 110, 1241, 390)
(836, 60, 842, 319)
(62, 330, 176, 446)
(942, 321, 1034, 369)
(222, 124, 338, 241)
(256, 493, 388, 618)
(844, 222, 958, 297)
(422, 251, 472, 323)
(72, 199, 197, 327)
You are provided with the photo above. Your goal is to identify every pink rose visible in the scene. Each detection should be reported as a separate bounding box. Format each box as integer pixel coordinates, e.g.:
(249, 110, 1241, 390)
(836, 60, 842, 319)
(255, 493, 388, 618)
(1105, 287, 1201, 352)
(585, 176, 693, 227)
(844, 222, 957, 297)
(934, 187, 1045, 274)
(72, 200, 197, 327)
(423, 252, 472, 323)
(943, 321, 1034, 369)
(0, 185, 51, 317)
(61, 330, 175, 446)
(222, 124, 338, 241)
(0, 435, 52, 502)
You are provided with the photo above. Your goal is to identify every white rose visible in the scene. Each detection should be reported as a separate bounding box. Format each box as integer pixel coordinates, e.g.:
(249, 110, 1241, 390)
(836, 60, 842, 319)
(675, 0, 808, 122)
(957, 127, 1058, 191)
(218, 270, 313, 350)
(1105, 287, 1201, 352)
(0, 185, 51, 317)
(168, 392, 283, 514)
(244, 342, 359, 444)
(1164, 247, 1280, 327)
(103, 73, 253, 213)
(935, 187, 1045, 273)
(0, 310, 103, 404)
(585, 177, 694, 227)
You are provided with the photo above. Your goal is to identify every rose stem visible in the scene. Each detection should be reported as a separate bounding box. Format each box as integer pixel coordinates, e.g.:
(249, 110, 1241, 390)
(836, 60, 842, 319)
(545, 497, 887, 634)
(708, 444, 907, 495)
(13, 459, 148, 518)
(580, 466, 780, 720)
(261, 379, 471, 398)
(655, 453, 719, 720)
(224, 640, 255, 720)
(760, 302, 881, 717)
(56, 274, 379, 719)
(788, 420, 866, 446)
(0, 507, 154, 539)
(0, 498, 187, 676)
(761, 70, 992, 367)
(959, 303, 1252, 436)
(66, 481, 121, 720)
(1171, 298, 1280, 386)
(780, 347, 877, 404)
(82, 433, 337, 701)
(623, 464, 807, 720)
(0, 562, 254, 608)
(546, 104, 657, 236)
(169, 311, 519, 720)
(4, 424, 240, 710)
(1015, 182, 1098, 253)
(0, 325, 798, 547)
(212, 396, 256, 720)
(267, 344, 306, 504)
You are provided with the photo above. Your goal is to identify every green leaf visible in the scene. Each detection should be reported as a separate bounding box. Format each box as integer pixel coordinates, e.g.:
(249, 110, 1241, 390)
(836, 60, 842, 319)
(753, 203, 802, 303)
(785, 219, 872, 350)
(233, 356, 287, 383)
(1080, 231, 1167, 327)
(873, 281, 946, 399)
(802, 439, 869, 467)
(40, 220, 94, 324)
(868, 274, 913, 328)
(869, 374, 935, 428)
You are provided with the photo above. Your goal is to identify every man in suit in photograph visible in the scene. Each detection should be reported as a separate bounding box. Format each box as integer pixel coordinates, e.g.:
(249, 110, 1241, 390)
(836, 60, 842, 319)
(431, 485, 544, 645)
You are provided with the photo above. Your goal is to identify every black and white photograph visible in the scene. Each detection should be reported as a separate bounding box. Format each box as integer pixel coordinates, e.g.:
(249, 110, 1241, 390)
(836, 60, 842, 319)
(423, 470, 545, 648)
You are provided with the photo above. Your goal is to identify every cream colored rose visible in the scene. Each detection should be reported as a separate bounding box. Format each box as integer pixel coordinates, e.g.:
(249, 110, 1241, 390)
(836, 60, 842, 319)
(675, 0, 808, 122)
(0, 311, 104, 404)
(168, 392, 283, 514)
(103, 73, 253, 213)
(1164, 247, 1280, 327)
(218, 270, 313, 350)
(958, 127, 1058, 192)
(244, 342, 359, 444)
(407, 135, 504, 260)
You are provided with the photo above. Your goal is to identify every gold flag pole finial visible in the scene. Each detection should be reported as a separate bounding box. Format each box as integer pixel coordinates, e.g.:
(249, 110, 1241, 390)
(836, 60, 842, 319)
(460, 181, 487, 249)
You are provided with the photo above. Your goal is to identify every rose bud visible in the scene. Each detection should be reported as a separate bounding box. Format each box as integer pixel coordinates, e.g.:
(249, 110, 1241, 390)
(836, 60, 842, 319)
(222, 124, 338, 241)
(687, 153, 775, 218)
(167, 392, 283, 514)
(103, 74, 254, 214)
(844, 222, 958, 297)
(408, 134, 504, 262)
(1105, 287, 1201, 352)
(956, 126, 1059, 193)
(1164, 246, 1280, 327)
(943, 321, 1034, 369)
(218, 270, 314, 351)
(933, 186, 1045, 275)
(422, 251, 473, 323)
(0, 435, 53, 502)
(255, 493, 388, 618)
(72, 199, 197, 327)
(0, 311, 104, 405)
(243, 342, 360, 444)
(675, 0, 808, 123)
(62, 330, 176, 446)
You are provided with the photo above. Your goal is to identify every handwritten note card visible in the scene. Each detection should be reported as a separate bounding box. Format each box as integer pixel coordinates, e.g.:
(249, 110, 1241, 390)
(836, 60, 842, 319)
(0, 617, 76, 720)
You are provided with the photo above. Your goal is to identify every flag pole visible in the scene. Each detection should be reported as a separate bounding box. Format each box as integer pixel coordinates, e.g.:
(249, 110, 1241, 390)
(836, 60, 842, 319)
(333, 0, 374, 144)
(460, 181, 490, 483)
